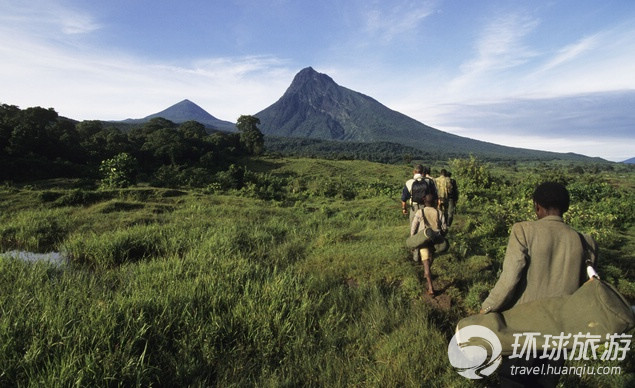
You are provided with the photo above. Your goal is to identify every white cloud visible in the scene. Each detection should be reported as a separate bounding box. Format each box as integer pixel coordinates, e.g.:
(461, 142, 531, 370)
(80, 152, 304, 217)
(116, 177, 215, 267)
(0, 0, 100, 37)
(448, 13, 539, 95)
(57, 10, 100, 35)
(0, 28, 294, 121)
(536, 34, 600, 73)
(520, 22, 635, 98)
(448, 131, 631, 162)
(363, 1, 436, 43)
(413, 91, 635, 162)
(0, 0, 295, 121)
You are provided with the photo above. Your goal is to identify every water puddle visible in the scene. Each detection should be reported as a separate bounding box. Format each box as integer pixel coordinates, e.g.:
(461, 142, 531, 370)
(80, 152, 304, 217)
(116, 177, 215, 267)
(1, 250, 66, 265)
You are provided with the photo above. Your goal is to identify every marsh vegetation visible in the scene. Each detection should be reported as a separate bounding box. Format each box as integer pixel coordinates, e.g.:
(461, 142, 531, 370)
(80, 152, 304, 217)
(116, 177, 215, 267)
(1, 157, 633, 386)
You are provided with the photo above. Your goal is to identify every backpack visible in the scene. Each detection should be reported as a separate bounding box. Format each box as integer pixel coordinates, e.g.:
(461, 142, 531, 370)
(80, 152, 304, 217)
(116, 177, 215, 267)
(410, 178, 429, 204)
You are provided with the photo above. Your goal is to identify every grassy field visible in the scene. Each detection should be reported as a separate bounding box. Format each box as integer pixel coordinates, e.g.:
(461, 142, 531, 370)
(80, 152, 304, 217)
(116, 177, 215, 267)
(0, 157, 633, 386)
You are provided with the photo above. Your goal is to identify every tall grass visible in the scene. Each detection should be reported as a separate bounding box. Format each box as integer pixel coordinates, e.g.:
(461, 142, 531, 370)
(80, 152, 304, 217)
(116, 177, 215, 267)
(0, 207, 74, 251)
(0, 157, 633, 386)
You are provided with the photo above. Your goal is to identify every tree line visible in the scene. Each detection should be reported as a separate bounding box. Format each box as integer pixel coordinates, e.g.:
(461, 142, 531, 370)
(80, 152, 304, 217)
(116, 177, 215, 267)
(0, 104, 264, 185)
(264, 137, 434, 164)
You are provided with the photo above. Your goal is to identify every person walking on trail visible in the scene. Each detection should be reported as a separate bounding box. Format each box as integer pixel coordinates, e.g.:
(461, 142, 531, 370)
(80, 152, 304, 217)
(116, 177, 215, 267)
(423, 166, 438, 203)
(410, 194, 447, 296)
(401, 164, 437, 222)
(435, 169, 452, 224)
(479, 182, 598, 388)
(447, 172, 458, 227)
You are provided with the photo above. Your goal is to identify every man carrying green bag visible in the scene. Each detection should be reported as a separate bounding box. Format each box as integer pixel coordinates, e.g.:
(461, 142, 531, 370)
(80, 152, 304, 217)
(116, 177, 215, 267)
(407, 194, 447, 295)
(460, 273, 635, 355)
(473, 182, 601, 387)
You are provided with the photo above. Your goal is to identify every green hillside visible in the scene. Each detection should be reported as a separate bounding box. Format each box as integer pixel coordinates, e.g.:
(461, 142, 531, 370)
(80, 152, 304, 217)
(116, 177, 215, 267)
(1, 157, 633, 386)
(264, 136, 604, 163)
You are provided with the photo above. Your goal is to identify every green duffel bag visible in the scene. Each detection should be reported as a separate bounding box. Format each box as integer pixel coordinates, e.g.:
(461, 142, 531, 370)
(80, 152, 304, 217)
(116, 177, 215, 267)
(457, 277, 635, 355)
(406, 228, 448, 252)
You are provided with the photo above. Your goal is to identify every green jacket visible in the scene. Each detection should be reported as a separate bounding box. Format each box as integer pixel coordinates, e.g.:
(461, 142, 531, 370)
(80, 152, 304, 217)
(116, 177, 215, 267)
(482, 215, 598, 313)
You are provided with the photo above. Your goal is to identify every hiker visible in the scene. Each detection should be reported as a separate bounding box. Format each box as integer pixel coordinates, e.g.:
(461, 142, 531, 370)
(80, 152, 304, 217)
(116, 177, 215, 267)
(410, 193, 447, 295)
(447, 172, 458, 227)
(435, 169, 452, 224)
(401, 164, 437, 222)
(480, 182, 598, 388)
(423, 166, 438, 203)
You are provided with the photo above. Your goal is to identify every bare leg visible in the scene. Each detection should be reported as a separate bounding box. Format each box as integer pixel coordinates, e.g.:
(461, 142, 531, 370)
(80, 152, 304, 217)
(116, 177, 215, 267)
(423, 259, 434, 295)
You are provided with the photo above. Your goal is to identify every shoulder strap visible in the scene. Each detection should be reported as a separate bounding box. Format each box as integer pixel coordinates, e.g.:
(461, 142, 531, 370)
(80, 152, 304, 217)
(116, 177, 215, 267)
(420, 207, 441, 229)
(577, 232, 599, 280)
(421, 208, 431, 227)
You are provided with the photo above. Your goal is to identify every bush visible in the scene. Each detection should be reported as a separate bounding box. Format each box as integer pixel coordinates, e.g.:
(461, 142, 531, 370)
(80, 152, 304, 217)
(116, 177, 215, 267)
(99, 153, 138, 189)
(212, 164, 244, 190)
(449, 156, 493, 201)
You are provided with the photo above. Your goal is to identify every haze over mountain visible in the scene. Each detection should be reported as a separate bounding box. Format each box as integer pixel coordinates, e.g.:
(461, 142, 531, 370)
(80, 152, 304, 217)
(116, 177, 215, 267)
(255, 67, 596, 160)
(120, 99, 236, 132)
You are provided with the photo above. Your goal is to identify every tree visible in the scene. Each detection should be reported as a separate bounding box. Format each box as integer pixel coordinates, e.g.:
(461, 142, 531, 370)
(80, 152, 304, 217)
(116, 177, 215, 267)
(0, 104, 20, 152)
(178, 120, 207, 140)
(51, 118, 82, 163)
(7, 106, 58, 156)
(236, 115, 264, 155)
(77, 122, 131, 163)
(142, 117, 177, 133)
(179, 121, 210, 164)
(99, 153, 138, 189)
(141, 128, 186, 166)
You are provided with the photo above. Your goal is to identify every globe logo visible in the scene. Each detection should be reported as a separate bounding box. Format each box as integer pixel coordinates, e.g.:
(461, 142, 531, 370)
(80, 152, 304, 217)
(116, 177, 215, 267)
(447, 325, 502, 379)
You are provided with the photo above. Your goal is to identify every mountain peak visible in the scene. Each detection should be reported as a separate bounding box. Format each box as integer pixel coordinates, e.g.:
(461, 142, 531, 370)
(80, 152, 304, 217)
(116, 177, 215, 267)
(257, 67, 399, 141)
(166, 99, 208, 112)
(294, 66, 319, 79)
(287, 67, 337, 95)
(297, 66, 316, 74)
(120, 99, 236, 132)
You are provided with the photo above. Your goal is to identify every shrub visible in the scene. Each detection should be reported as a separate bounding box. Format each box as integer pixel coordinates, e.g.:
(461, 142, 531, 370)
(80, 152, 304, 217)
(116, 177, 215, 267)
(448, 156, 493, 200)
(99, 153, 138, 189)
(212, 164, 244, 190)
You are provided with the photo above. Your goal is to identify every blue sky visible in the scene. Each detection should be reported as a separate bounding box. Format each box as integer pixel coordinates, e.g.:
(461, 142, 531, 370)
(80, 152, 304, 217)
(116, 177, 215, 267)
(1, 0, 634, 161)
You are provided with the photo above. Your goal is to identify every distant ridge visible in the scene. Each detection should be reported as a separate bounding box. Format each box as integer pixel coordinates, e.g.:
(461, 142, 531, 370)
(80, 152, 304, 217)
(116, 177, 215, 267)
(622, 157, 635, 164)
(120, 99, 236, 132)
(255, 67, 599, 160)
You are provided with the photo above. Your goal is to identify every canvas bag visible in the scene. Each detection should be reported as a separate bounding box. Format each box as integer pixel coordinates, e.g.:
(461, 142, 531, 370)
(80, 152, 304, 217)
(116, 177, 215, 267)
(407, 227, 446, 248)
(457, 233, 635, 356)
(457, 275, 635, 355)
(406, 209, 448, 252)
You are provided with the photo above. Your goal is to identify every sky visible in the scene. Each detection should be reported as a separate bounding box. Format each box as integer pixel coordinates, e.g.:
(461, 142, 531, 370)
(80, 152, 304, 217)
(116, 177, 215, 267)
(1, 0, 634, 162)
